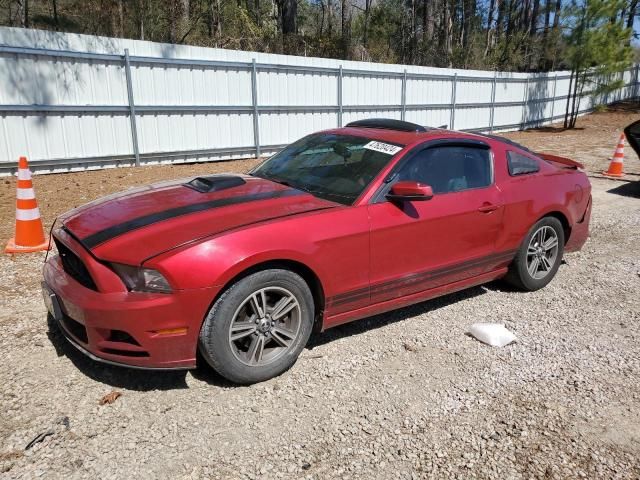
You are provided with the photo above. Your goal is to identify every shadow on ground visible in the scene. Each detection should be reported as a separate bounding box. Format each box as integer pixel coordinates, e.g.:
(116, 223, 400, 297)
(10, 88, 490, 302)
(46, 280, 512, 389)
(307, 283, 497, 349)
(607, 180, 640, 198)
(46, 314, 191, 391)
(525, 126, 585, 133)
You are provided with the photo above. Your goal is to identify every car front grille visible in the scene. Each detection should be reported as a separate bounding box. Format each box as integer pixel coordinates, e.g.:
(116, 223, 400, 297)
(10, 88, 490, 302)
(54, 237, 98, 291)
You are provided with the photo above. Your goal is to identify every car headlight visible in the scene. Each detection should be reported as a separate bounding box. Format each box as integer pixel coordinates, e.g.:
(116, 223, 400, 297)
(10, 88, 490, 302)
(110, 263, 172, 293)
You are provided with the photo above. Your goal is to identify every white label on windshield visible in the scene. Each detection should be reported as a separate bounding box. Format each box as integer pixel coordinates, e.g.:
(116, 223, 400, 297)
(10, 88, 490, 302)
(363, 141, 403, 156)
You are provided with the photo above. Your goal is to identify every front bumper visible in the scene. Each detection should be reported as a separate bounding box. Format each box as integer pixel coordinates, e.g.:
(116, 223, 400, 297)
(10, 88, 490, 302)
(43, 254, 218, 369)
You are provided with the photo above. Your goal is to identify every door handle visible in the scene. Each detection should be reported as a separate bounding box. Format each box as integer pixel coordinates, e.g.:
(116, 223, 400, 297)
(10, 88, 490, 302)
(478, 203, 499, 213)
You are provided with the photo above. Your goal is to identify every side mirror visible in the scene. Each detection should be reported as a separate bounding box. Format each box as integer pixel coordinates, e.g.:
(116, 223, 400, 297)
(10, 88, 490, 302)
(386, 181, 434, 202)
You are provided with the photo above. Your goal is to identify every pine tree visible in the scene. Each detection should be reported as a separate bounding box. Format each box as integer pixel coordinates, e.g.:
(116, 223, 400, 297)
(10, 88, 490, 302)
(563, 0, 633, 128)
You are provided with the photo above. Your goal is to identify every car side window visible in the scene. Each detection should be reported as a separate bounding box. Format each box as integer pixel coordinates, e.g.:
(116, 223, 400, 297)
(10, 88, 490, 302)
(507, 151, 540, 176)
(396, 146, 492, 194)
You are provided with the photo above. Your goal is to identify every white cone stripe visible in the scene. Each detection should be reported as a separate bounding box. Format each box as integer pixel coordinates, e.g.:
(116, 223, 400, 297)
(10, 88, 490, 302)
(16, 188, 35, 200)
(611, 157, 623, 163)
(17, 169, 32, 180)
(16, 208, 41, 221)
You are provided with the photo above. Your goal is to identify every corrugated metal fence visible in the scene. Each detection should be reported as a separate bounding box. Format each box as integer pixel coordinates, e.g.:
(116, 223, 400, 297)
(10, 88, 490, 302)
(0, 27, 638, 176)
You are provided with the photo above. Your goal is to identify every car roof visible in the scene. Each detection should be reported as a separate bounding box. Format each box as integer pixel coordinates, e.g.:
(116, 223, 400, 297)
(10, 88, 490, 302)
(322, 118, 534, 154)
(324, 125, 489, 148)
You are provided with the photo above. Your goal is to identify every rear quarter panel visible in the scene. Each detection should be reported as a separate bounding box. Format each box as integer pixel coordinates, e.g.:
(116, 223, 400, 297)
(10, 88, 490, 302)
(492, 142, 592, 252)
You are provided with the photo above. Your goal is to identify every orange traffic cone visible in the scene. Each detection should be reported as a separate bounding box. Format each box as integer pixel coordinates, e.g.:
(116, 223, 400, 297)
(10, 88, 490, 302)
(602, 133, 625, 178)
(5, 157, 50, 254)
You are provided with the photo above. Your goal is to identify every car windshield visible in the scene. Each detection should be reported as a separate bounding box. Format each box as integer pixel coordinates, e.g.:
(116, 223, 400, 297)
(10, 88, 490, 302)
(250, 133, 404, 205)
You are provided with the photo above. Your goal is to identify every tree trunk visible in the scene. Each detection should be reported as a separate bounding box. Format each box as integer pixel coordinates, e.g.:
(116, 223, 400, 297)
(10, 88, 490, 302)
(363, 0, 371, 46)
(278, 0, 297, 35)
(18, 0, 29, 28)
(182, 0, 190, 27)
(422, 0, 430, 43)
(255, 0, 261, 26)
(569, 70, 583, 128)
(463, 0, 475, 49)
(540, 0, 551, 69)
(169, 2, 178, 43)
(505, 0, 516, 37)
(118, 0, 125, 37)
(411, 0, 417, 62)
(552, 0, 561, 29)
(139, 0, 145, 40)
(52, 0, 59, 30)
(496, 0, 506, 39)
(530, 0, 539, 35)
(341, 0, 349, 58)
(319, 0, 326, 36)
(485, 0, 496, 56)
(563, 68, 574, 129)
(627, 0, 638, 30)
(216, 0, 221, 37)
(550, 0, 562, 69)
(442, 0, 452, 66)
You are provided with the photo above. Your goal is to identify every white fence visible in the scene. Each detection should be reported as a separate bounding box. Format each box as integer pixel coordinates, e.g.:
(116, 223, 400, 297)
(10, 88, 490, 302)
(0, 27, 638, 175)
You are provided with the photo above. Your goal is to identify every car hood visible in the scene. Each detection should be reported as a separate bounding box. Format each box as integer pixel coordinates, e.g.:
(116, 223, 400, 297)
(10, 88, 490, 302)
(59, 174, 338, 264)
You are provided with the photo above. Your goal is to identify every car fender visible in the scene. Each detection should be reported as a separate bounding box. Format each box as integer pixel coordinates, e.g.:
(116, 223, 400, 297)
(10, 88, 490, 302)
(144, 206, 370, 301)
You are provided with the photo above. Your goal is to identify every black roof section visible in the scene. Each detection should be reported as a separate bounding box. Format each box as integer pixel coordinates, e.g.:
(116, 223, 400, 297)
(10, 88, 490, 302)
(345, 118, 430, 133)
(479, 134, 535, 154)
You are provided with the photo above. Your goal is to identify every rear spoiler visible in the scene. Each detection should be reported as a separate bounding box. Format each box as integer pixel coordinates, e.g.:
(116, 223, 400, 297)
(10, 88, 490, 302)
(536, 152, 584, 170)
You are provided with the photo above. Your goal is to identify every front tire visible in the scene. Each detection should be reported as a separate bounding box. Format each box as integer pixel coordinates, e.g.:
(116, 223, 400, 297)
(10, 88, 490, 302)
(199, 269, 314, 384)
(505, 216, 565, 291)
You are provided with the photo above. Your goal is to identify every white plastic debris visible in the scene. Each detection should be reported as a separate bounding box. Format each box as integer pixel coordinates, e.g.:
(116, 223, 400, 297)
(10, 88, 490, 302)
(468, 323, 517, 347)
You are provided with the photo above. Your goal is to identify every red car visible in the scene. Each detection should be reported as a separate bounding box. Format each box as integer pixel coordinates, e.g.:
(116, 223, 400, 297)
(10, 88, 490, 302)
(42, 119, 592, 384)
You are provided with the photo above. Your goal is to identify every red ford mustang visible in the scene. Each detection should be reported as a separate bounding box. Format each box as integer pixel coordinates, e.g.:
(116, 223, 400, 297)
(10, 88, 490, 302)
(42, 119, 592, 383)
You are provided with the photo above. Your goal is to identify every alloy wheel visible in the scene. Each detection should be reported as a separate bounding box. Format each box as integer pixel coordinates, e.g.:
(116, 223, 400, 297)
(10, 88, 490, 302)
(526, 225, 559, 280)
(228, 287, 301, 367)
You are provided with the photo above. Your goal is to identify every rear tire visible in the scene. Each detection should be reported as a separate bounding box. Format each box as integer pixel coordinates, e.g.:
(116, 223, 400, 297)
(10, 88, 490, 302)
(199, 269, 314, 384)
(505, 216, 565, 291)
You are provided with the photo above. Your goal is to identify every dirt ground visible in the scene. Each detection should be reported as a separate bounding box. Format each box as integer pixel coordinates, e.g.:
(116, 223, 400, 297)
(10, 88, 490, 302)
(1, 104, 639, 479)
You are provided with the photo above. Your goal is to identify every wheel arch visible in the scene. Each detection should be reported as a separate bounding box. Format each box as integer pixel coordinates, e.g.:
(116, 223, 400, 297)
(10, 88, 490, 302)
(539, 210, 571, 244)
(209, 259, 326, 332)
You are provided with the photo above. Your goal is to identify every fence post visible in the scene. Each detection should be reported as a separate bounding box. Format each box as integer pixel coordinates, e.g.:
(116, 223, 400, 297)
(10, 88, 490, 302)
(550, 74, 558, 123)
(635, 64, 639, 99)
(124, 49, 140, 167)
(337, 65, 343, 127)
(489, 72, 497, 133)
(521, 77, 529, 129)
(450, 73, 457, 130)
(401, 69, 407, 121)
(251, 59, 261, 158)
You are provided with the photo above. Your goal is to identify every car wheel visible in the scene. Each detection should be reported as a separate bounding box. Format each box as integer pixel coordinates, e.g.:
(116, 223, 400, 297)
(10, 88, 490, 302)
(505, 216, 565, 291)
(199, 269, 314, 384)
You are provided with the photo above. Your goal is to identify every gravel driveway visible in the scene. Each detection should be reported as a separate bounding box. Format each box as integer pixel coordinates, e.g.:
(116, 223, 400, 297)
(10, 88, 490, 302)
(1, 105, 639, 479)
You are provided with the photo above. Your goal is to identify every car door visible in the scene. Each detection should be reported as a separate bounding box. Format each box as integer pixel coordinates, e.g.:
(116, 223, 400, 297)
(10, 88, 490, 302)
(367, 141, 505, 305)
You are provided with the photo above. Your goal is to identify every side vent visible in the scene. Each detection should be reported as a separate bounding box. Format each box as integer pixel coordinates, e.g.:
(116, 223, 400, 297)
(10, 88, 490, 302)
(184, 175, 246, 193)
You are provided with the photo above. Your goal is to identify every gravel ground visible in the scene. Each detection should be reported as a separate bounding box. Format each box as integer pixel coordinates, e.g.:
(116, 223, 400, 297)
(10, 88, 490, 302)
(1, 104, 639, 479)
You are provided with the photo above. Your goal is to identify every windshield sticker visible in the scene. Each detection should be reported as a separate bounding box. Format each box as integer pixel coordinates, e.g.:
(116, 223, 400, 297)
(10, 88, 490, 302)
(363, 141, 403, 156)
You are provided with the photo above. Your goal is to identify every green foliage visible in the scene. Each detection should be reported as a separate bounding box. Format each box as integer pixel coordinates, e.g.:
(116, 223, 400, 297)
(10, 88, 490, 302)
(0, 0, 636, 76)
(563, 0, 633, 127)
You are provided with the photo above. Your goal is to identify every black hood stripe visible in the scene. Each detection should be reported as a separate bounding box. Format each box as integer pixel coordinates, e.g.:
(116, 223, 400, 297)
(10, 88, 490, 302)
(80, 189, 304, 249)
